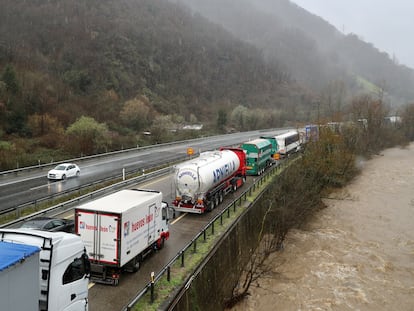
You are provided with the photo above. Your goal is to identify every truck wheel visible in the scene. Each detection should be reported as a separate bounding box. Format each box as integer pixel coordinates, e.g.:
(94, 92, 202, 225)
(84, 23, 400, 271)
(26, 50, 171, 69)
(126, 256, 141, 273)
(132, 257, 140, 272)
(113, 279, 119, 286)
(214, 193, 220, 207)
(219, 191, 224, 203)
(158, 237, 165, 250)
(232, 183, 237, 192)
(207, 201, 214, 212)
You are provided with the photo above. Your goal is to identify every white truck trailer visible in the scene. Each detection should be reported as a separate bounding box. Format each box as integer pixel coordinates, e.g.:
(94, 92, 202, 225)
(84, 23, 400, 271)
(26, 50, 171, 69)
(0, 229, 90, 311)
(74, 188, 173, 285)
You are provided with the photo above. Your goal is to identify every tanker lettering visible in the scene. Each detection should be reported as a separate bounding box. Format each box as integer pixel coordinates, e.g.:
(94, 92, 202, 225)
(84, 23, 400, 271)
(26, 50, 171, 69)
(213, 161, 236, 183)
(178, 170, 197, 180)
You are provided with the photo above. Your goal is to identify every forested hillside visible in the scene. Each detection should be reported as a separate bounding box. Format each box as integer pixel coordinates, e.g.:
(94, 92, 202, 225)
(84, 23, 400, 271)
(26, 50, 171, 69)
(1, 0, 414, 169)
(175, 0, 414, 104)
(0, 0, 301, 135)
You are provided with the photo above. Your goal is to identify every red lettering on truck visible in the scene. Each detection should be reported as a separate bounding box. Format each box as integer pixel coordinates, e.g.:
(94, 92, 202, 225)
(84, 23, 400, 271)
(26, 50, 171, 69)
(132, 218, 145, 231)
(86, 224, 97, 231)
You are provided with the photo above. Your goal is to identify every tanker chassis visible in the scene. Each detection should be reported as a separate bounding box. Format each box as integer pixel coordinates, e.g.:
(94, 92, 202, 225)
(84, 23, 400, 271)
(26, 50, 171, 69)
(172, 147, 246, 214)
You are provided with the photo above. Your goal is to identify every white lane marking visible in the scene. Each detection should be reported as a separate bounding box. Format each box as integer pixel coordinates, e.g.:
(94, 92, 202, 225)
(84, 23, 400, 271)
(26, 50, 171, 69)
(171, 213, 186, 225)
(30, 182, 61, 191)
(123, 160, 143, 167)
(137, 174, 172, 187)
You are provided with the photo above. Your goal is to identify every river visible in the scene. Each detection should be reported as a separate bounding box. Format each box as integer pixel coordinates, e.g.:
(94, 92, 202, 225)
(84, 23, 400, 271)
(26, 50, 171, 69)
(231, 143, 414, 311)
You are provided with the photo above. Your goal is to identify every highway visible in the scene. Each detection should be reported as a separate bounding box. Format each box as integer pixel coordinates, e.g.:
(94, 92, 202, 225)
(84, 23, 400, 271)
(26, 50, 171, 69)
(0, 129, 286, 310)
(0, 130, 283, 211)
(87, 172, 255, 311)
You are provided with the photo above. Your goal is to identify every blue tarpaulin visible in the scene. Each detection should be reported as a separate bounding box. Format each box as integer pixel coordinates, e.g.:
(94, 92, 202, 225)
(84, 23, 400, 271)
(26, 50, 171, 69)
(0, 241, 40, 272)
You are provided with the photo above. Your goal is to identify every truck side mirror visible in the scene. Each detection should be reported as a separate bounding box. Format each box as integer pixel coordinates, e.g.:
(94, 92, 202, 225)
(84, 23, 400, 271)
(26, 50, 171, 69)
(169, 207, 176, 219)
(162, 202, 175, 221)
(82, 253, 91, 277)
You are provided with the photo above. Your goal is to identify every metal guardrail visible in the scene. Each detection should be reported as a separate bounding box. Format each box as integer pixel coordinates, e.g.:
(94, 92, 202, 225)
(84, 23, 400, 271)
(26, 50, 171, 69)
(121, 163, 281, 311)
(0, 140, 187, 177)
(0, 154, 190, 219)
(1, 166, 173, 228)
(0, 129, 280, 177)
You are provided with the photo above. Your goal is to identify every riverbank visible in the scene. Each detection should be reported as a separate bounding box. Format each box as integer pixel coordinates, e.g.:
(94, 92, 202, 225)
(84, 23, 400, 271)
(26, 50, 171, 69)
(231, 143, 414, 311)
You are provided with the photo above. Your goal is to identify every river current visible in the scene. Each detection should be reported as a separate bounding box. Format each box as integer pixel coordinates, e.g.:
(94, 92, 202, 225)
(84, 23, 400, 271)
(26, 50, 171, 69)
(231, 143, 414, 311)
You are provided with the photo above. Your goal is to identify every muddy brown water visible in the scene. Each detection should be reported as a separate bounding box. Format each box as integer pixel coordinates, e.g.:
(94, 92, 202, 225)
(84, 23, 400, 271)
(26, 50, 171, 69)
(230, 144, 414, 311)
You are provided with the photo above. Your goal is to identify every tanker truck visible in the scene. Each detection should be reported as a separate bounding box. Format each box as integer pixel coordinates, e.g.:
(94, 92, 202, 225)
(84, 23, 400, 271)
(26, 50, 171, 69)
(172, 147, 247, 214)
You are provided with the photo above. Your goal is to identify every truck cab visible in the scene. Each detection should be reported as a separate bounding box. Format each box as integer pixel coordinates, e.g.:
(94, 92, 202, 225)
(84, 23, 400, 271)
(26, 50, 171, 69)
(0, 229, 90, 311)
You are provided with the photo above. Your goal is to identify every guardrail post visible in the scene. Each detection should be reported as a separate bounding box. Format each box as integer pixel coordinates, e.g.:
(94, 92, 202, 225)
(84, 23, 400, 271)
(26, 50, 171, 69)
(203, 230, 206, 241)
(193, 240, 197, 253)
(211, 222, 215, 235)
(150, 272, 155, 303)
(227, 207, 230, 218)
(181, 251, 185, 267)
(220, 214, 223, 225)
(167, 266, 171, 282)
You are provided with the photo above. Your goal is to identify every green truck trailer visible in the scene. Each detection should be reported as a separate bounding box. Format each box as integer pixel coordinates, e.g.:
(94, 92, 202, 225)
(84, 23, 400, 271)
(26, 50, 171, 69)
(260, 135, 280, 161)
(240, 138, 273, 175)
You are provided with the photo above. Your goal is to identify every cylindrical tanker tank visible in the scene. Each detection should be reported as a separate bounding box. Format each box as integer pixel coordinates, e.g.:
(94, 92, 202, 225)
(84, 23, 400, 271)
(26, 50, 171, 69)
(174, 149, 241, 202)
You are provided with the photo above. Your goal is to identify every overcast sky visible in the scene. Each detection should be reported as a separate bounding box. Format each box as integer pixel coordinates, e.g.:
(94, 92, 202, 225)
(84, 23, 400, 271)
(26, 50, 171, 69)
(291, 0, 414, 69)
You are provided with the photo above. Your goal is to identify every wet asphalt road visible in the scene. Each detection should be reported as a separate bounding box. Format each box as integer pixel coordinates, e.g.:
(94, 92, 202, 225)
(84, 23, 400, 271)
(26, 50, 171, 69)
(87, 174, 253, 311)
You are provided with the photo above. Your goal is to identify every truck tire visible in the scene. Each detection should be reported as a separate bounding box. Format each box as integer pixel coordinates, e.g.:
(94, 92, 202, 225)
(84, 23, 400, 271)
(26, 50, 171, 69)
(214, 193, 220, 207)
(158, 237, 165, 250)
(125, 256, 141, 273)
(131, 257, 140, 272)
(207, 200, 214, 212)
(232, 183, 237, 192)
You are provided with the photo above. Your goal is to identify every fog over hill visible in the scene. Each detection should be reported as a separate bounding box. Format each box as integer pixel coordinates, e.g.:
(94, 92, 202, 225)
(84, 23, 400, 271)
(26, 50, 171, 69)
(173, 0, 414, 106)
(292, 0, 414, 69)
(1, 0, 414, 169)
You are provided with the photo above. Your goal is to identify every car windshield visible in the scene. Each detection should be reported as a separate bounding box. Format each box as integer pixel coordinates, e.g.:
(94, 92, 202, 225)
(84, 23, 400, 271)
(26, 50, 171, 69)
(54, 165, 67, 171)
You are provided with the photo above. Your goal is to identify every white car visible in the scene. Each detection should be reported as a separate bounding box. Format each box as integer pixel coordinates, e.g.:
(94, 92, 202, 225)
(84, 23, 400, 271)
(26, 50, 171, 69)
(47, 163, 80, 180)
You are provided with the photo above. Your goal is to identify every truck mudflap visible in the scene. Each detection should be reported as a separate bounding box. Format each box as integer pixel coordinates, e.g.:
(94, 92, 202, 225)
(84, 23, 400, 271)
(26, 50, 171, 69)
(156, 231, 170, 249)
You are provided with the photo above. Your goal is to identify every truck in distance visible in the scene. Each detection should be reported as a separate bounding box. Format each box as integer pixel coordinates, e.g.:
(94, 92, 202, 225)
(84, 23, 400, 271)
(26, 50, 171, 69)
(275, 130, 301, 157)
(75, 188, 174, 285)
(240, 138, 273, 175)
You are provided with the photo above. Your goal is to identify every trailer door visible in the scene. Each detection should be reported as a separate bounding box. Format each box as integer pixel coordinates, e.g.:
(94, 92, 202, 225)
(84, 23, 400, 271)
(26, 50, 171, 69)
(98, 213, 119, 264)
(77, 211, 119, 265)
